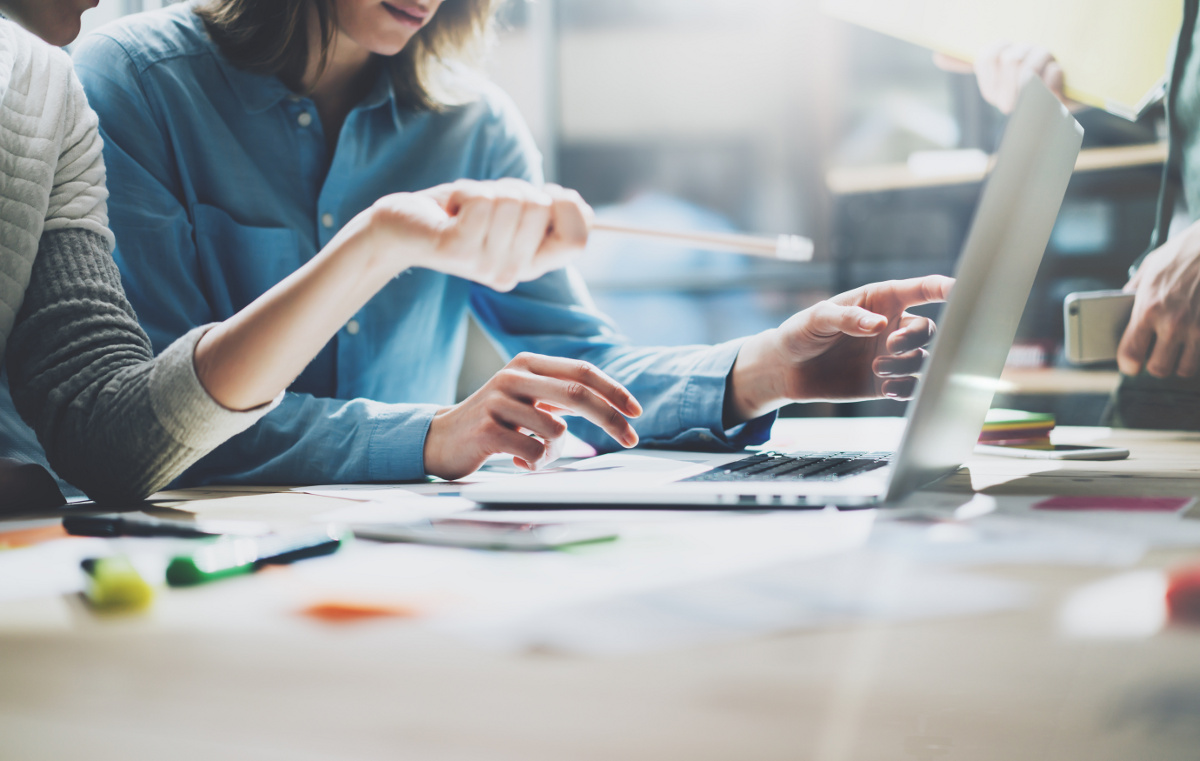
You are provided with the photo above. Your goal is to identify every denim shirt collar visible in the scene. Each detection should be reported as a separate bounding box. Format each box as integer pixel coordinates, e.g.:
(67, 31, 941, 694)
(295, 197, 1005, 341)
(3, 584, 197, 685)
(212, 45, 398, 116)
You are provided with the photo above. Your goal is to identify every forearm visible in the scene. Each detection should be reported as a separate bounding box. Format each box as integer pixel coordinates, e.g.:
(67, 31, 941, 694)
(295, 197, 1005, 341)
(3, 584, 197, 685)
(193, 207, 406, 411)
(176, 393, 440, 487)
(563, 340, 776, 451)
(7, 229, 271, 502)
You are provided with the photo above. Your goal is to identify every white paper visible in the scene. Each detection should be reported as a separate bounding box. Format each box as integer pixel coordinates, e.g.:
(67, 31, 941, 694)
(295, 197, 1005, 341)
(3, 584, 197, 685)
(0, 538, 108, 603)
(444, 552, 1027, 655)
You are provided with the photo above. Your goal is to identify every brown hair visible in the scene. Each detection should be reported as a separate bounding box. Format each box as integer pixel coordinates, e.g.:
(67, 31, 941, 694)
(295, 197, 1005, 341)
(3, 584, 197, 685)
(196, 0, 500, 110)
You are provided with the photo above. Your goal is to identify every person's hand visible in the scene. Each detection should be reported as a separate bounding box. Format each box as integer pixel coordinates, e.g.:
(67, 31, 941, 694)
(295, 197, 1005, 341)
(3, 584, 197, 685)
(934, 43, 1074, 115)
(724, 275, 954, 423)
(363, 178, 593, 292)
(1118, 222, 1200, 378)
(423, 353, 643, 481)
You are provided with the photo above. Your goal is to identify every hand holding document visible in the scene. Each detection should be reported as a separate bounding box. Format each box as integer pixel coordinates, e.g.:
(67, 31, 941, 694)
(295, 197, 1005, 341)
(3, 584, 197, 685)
(823, 0, 1183, 120)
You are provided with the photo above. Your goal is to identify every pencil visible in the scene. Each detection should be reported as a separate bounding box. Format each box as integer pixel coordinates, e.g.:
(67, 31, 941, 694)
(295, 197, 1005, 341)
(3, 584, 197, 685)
(591, 221, 814, 262)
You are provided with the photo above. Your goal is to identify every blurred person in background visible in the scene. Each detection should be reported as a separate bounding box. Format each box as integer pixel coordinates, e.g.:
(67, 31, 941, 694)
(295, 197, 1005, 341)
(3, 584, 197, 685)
(68, 0, 950, 487)
(938, 4, 1200, 429)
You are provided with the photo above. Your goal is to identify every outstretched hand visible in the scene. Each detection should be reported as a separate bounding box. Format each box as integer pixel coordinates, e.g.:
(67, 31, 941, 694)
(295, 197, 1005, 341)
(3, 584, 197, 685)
(726, 275, 954, 424)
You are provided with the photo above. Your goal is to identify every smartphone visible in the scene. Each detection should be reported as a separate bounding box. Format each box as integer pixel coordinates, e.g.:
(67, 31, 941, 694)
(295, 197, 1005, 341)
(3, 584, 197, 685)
(974, 443, 1130, 460)
(1063, 290, 1134, 365)
(350, 518, 618, 551)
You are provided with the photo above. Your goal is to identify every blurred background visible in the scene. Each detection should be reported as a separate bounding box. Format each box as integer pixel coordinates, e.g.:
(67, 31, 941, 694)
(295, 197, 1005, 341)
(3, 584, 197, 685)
(83, 0, 1165, 423)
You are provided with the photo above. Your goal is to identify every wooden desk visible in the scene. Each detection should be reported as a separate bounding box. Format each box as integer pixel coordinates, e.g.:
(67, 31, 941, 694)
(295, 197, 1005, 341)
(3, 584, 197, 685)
(2, 419, 1199, 761)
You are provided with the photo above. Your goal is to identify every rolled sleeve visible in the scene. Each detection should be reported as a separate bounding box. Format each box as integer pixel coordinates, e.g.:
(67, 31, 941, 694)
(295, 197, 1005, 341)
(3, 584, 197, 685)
(646, 338, 777, 451)
(366, 402, 440, 482)
(148, 325, 281, 452)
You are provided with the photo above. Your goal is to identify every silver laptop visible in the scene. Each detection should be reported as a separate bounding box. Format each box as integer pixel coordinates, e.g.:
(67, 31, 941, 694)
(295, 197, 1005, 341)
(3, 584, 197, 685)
(465, 79, 1083, 509)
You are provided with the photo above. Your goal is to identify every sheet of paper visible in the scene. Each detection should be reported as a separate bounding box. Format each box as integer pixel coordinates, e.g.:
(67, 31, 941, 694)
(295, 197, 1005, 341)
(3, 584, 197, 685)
(0, 537, 107, 603)
(999, 497, 1200, 549)
(443, 552, 1027, 655)
(156, 492, 359, 525)
(107, 509, 878, 636)
(870, 510, 1146, 568)
(823, 0, 1182, 119)
(312, 498, 476, 525)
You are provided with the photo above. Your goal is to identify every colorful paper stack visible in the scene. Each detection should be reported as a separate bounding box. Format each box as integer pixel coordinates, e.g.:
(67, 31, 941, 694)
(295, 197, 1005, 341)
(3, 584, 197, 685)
(979, 408, 1055, 446)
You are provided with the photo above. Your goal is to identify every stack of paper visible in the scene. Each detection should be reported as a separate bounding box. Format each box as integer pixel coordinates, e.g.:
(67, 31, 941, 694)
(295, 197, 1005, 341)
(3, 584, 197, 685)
(978, 408, 1055, 444)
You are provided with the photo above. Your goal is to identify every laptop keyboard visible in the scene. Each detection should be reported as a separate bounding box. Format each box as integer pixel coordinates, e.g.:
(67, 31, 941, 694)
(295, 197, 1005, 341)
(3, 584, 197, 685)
(683, 451, 892, 482)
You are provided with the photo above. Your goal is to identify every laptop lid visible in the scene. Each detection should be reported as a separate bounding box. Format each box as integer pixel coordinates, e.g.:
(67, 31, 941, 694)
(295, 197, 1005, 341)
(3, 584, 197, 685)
(883, 78, 1083, 501)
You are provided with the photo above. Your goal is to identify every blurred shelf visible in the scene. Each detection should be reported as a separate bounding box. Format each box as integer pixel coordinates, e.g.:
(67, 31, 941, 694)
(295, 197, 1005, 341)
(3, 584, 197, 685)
(827, 142, 1167, 195)
(999, 367, 1120, 395)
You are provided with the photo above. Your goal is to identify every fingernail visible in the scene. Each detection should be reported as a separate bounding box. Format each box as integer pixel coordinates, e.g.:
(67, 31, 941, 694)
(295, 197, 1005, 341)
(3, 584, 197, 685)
(623, 432, 639, 447)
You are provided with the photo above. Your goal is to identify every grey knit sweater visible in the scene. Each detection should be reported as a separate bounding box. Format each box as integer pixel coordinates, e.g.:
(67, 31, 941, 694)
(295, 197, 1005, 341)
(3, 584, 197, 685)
(0, 21, 273, 504)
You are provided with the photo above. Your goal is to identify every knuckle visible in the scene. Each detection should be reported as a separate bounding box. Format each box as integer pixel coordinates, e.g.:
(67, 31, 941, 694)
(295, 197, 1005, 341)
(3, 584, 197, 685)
(565, 382, 589, 403)
(607, 406, 625, 429)
(573, 360, 597, 379)
(493, 368, 520, 389)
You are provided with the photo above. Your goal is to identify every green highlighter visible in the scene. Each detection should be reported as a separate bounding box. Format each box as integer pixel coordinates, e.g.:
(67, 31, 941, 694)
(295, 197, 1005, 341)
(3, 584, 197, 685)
(166, 526, 348, 587)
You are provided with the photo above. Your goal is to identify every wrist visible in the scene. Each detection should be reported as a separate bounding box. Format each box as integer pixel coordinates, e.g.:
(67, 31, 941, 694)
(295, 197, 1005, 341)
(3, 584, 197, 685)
(341, 203, 418, 280)
(422, 406, 455, 479)
(725, 330, 786, 425)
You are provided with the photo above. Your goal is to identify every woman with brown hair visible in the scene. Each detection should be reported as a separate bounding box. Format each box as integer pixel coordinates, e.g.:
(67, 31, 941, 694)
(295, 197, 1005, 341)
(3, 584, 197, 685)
(68, 0, 945, 487)
(0, 0, 612, 508)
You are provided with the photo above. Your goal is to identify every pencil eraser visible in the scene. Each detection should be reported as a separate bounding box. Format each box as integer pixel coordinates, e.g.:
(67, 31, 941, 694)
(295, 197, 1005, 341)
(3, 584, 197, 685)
(776, 234, 814, 262)
(1166, 564, 1200, 623)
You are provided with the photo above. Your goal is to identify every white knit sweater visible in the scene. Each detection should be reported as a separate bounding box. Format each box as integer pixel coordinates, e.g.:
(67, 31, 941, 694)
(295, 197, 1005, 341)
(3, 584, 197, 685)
(0, 18, 111, 358)
(0, 19, 276, 505)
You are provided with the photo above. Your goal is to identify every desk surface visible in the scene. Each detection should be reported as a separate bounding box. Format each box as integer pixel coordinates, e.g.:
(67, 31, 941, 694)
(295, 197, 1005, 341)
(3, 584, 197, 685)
(3, 418, 1199, 761)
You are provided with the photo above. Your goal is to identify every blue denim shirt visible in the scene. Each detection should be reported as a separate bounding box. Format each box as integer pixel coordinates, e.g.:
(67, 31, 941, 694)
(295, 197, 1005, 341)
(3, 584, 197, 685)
(65, 5, 773, 486)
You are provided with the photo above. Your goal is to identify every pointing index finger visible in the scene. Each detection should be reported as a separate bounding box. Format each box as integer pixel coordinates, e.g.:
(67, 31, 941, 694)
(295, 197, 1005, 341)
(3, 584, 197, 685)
(887, 275, 954, 309)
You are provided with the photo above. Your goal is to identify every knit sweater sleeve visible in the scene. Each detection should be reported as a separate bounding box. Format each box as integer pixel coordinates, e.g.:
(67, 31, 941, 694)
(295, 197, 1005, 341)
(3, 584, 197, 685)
(6, 227, 277, 503)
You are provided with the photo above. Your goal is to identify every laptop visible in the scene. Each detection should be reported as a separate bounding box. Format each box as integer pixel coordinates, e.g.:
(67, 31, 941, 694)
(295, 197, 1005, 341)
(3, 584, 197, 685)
(465, 79, 1084, 509)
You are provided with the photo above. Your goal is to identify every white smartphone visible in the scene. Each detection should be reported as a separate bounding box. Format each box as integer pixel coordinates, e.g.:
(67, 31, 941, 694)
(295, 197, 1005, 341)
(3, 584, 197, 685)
(974, 443, 1130, 460)
(350, 518, 618, 551)
(1063, 290, 1134, 364)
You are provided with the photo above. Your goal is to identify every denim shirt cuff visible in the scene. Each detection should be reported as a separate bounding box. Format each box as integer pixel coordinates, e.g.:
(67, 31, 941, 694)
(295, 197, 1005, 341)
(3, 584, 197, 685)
(366, 403, 441, 482)
(679, 338, 777, 448)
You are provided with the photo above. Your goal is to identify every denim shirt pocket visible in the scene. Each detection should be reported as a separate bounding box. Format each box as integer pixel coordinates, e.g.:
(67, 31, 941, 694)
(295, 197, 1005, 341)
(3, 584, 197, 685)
(191, 203, 299, 319)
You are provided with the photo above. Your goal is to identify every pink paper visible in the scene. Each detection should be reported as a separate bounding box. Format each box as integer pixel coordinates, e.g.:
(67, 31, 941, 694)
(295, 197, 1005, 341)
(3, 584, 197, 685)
(1034, 496, 1194, 513)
